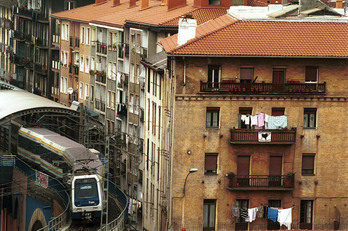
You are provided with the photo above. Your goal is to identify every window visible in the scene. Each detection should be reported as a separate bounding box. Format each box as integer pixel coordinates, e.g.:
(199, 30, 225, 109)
(300, 200, 313, 230)
(236, 199, 249, 230)
(205, 153, 218, 174)
(60, 77, 67, 93)
(91, 57, 95, 71)
(80, 55, 84, 72)
(272, 107, 284, 116)
(129, 94, 133, 113)
(268, 200, 281, 230)
(107, 91, 111, 108)
(79, 82, 83, 99)
(208, 65, 220, 88)
(111, 92, 115, 109)
(237, 156, 250, 186)
(302, 154, 315, 175)
(206, 107, 219, 128)
(273, 68, 285, 91)
(80, 26, 85, 44)
(66, 1, 74, 10)
(240, 67, 254, 88)
(86, 28, 90, 45)
(85, 57, 89, 73)
(108, 62, 112, 79)
(84, 83, 89, 100)
(303, 108, 316, 128)
(209, 0, 221, 5)
(305, 66, 318, 83)
(90, 85, 94, 102)
(203, 199, 216, 231)
(239, 107, 252, 129)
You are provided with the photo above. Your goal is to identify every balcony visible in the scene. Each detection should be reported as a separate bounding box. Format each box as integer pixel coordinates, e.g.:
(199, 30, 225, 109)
(230, 128, 296, 145)
(14, 31, 25, 41)
(25, 34, 32, 43)
(36, 37, 48, 48)
(200, 81, 326, 95)
(68, 91, 78, 103)
(34, 63, 47, 75)
(226, 174, 294, 191)
(96, 42, 107, 55)
(52, 34, 60, 44)
(13, 55, 25, 66)
(95, 71, 106, 84)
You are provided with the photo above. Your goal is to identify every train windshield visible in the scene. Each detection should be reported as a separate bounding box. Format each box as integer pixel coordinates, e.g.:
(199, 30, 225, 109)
(75, 178, 98, 198)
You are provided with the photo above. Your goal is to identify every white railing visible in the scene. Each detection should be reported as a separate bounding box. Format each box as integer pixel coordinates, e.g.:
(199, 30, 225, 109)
(52, 35, 60, 44)
(51, 60, 60, 70)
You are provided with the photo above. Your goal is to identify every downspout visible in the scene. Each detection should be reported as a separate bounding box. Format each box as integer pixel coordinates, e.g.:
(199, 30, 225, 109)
(183, 57, 186, 86)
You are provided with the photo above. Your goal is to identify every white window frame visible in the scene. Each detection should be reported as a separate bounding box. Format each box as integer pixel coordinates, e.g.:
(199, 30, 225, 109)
(80, 26, 85, 44)
(85, 56, 89, 73)
(86, 28, 90, 45)
(60, 77, 67, 94)
(79, 82, 83, 99)
(80, 55, 84, 72)
(85, 83, 89, 100)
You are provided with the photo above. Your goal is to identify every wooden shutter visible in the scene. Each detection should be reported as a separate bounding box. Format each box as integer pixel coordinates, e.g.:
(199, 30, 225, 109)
(205, 154, 217, 171)
(272, 108, 285, 116)
(269, 156, 282, 175)
(305, 66, 317, 82)
(302, 155, 314, 170)
(237, 156, 250, 175)
(240, 68, 253, 80)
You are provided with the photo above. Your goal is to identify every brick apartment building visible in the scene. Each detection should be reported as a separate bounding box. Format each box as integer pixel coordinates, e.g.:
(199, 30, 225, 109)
(160, 7, 348, 231)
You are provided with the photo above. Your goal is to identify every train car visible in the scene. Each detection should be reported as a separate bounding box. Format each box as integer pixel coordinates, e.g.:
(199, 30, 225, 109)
(17, 126, 105, 220)
(17, 126, 103, 178)
(71, 174, 103, 220)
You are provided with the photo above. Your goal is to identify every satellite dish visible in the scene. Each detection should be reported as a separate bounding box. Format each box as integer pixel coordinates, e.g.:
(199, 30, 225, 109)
(67, 87, 73, 94)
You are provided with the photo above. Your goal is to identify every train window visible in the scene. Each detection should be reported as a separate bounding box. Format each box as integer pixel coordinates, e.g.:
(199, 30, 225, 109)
(75, 179, 98, 198)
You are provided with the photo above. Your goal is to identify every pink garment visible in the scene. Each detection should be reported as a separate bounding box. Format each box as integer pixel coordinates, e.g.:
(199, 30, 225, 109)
(257, 113, 265, 127)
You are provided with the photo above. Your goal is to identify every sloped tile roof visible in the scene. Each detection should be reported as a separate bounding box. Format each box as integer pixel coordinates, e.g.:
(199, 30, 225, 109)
(52, 0, 228, 28)
(161, 19, 348, 58)
(160, 14, 237, 51)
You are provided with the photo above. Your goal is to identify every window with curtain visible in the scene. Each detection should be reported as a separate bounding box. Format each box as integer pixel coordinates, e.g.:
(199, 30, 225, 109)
(304, 108, 317, 128)
(206, 107, 220, 128)
(203, 199, 216, 231)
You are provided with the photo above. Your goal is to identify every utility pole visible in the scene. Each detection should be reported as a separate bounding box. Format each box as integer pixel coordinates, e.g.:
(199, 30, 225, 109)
(100, 136, 109, 230)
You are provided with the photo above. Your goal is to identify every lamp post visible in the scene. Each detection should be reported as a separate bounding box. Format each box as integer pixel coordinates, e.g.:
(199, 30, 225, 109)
(182, 168, 198, 230)
(183, 168, 198, 196)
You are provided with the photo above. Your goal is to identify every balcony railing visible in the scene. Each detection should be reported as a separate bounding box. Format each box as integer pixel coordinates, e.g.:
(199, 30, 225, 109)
(36, 37, 48, 47)
(68, 91, 78, 103)
(226, 174, 294, 190)
(13, 55, 25, 66)
(230, 128, 296, 144)
(96, 42, 107, 55)
(200, 81, 326, 94)
(25, 34, 32, 43)
(14, 30, 25, 40)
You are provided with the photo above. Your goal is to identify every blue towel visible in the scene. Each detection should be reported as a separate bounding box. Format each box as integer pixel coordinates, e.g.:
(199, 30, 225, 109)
(268, 207, 278, 222)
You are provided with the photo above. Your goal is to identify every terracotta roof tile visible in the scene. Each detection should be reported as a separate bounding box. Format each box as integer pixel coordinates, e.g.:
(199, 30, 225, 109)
(52, 0, 227, 28)
(161, 19, 348, 58)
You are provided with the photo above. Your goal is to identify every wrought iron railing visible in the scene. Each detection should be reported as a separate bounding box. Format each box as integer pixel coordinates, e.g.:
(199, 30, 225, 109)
(97, 42, 107, 55)
(226, 174, 294, 189)
(200, 81, 326, 94)
(230, 128, 296, 144)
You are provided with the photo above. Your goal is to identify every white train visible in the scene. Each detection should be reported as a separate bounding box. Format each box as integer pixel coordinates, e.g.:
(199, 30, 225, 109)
(17, 126, 104, 220)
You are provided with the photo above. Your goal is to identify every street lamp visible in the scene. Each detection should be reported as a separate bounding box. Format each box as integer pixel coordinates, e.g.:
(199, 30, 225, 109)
(183, 168, 198, 196)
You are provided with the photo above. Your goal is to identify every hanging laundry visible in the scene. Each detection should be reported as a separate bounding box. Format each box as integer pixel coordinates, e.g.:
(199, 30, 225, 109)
(257, 113, 265, 127)
(232, 206, 240, 217)
(264, 114, 269, 129)
(240, 208, 248, 219)
(277, 208, 292, 230)
(268, 115, 287, 129)
(250, 115, 257, 126)
(268, 207, 278, 222)
(257, 205, 264, 218)
(246, 207, 258, 222)
(245, 116, 250, 125)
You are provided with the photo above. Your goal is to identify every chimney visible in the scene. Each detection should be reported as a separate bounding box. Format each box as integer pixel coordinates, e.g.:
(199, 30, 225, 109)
(177, 15, 197, 46)
(141, 0, 150, 9)
(130, 0, 137, 7)
(168, 0, 187, 10)
(336, 0, 343, 9)
(113, 0, 121, 6)
(95, 0, 106, 4)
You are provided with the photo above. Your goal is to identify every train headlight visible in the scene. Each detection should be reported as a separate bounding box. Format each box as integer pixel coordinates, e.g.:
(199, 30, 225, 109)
(77, 208, 82, 212)
(93, 207, 99, 210)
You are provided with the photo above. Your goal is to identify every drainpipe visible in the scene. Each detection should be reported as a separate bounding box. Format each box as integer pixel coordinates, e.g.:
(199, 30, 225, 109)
(183, 57, 186, 86)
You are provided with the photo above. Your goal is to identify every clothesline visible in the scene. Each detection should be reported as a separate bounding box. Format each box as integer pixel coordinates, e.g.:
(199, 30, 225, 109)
(232, 204, 294, 230)
(241, 113, 288, 129)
